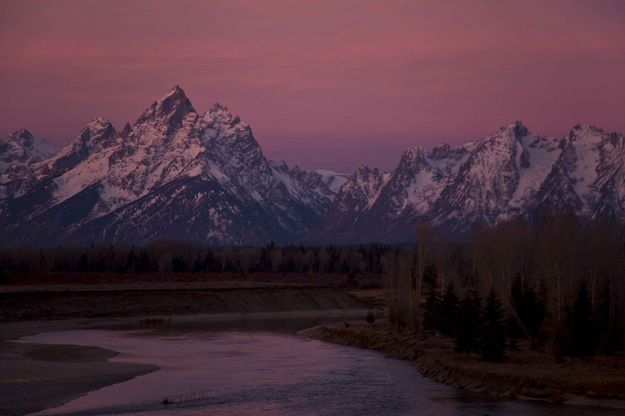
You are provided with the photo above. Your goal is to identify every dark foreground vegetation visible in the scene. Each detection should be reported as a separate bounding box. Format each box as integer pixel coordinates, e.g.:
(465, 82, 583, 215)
(0, 240, 387, 277)
(386, 217, 625, 361)
(1, 216, 624, 360)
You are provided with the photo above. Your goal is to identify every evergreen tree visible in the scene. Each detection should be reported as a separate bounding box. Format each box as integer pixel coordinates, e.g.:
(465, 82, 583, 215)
(523, 284, 546, 341)
(172, 256, 187, 272)
(78, 253, 89, 272)
(439, 283, 458, 336)
(422, 278, 441, 330)
(126, 248, 138, 273)
(569, 282, 598, 356)
(508, 273, 525, 343)
(596, 283, 622, 354)
(509, 274, 546, 345)
(455, 288, 481, 353)
(481, 287, 506, 360)
(203, 250, 217, 272)
(137, 250, 151, 273)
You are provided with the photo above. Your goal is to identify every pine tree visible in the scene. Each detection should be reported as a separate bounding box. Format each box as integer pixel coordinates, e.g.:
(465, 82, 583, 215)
(439, 283, 458, 336)
(455, 288, 481, 353)
(78, 253, 89, 272)
(126, 248, 138, 272)
(423, 279, 441, 330)
(481, 287, 506, 360)
(569, 282, 598, 356)
(509, 274, 546, 345)
(523, 284, 546, 341)
(596, 283, 622, 354)
(508, 273, 525, 344)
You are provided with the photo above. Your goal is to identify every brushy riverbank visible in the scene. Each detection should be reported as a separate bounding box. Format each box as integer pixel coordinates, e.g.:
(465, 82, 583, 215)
(0, 282, 366, 321)
(301, 320, 625, 410)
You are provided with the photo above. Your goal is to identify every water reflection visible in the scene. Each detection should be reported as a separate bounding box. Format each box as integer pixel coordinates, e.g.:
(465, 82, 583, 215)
(19, 319, 620, 416)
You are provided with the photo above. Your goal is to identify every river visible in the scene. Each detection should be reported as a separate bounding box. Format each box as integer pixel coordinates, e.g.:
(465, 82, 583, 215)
(18, 317, 620, 416)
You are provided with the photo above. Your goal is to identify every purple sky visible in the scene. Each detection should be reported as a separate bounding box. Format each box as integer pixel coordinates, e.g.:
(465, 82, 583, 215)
(1, 0, 624, 171)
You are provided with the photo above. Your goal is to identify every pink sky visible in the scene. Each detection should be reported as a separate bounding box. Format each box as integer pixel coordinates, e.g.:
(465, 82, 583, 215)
(1, 0, 624, 171)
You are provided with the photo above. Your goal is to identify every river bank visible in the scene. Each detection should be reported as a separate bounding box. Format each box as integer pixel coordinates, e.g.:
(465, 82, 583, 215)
(0, 281, 371, 415)
(0, 339, 157, 416)
(1, 310, 372, 416)
(0, 281, 367, 321)
(300, 320, 625, 410)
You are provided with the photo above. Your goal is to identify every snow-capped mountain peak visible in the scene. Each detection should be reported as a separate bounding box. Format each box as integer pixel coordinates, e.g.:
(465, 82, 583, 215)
(502, 120, 529, 137)
(119, 122, 132, 138)
(135, 85, 195, 135)
(2, 87, 624, 246)
(0, 86, 345, 246)
(0, 129, 59, 174)
(320, 121, 624, 242)
(73, 117, 117, 152)
(7, 128, 35, 147)
(207, 103, 235, 121)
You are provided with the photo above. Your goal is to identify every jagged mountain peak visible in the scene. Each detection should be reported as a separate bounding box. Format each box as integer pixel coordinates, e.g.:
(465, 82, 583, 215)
(398, 146, 429, 166)
(209, 102, 231, 114)
(6, 128, 34, 145)
(502, 120, 530, 137)
(353, 164, 380, 178)
(206, 102, 241, 125)
(160, 85, 192, 106)
(0, 129, 59, 174)
(431, 143, 451, 158)
(119, 122, 132, 138)
(135, 86, 195, 131)
(322, 122, 625, 242)
(3, 88, 625, 247)
(0, 86, 344, 246)
(486, 121, 532, 147)
(568, 124, 608, 144)
(73, 117, 117, 151)
(401, 146, 426, 157)
(86, 116, 112, 130)
(168, 84, 186, 96)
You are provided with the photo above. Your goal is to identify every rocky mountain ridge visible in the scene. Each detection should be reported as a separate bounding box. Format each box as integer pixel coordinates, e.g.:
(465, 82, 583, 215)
(1, 87, 623, 245)
(320, 121, 625, 242)
(0, 87, 346, 246)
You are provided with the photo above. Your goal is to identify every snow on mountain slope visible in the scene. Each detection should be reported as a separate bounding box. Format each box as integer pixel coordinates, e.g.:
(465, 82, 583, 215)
(319, 121, 625, 243)
(3, 87, 624, 246)
(534, 124, 625, 220)
(0, 87, 341, 246)
(430, 121, 560, 229)
(313, 169, 349, 193)
(0, 129, 59, 173)
(315, 165, 391, 242)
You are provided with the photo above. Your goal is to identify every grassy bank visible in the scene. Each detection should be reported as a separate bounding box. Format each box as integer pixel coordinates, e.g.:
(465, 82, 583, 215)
(301, 320, 625, 409)
(0, 281, 367, 321)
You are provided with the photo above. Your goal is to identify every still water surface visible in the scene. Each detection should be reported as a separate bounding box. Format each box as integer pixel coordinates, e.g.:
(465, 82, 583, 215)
(19, 318, 620, 416)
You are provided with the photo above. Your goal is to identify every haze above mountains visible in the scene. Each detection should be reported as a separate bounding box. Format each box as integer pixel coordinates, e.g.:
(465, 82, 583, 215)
(1, 87, 624, 246)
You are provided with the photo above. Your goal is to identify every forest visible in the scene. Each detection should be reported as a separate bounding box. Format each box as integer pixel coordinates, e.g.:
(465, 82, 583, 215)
(1, 215, 623, 359)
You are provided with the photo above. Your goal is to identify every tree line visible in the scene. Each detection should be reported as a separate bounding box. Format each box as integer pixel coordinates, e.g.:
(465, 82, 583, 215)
(0, 241, 388, 277)
(387, 216, 625, 360)
(1, 215, 623, 359)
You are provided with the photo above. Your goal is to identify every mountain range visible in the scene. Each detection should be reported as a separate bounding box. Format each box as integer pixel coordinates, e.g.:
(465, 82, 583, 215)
(1, 86, 623, 246)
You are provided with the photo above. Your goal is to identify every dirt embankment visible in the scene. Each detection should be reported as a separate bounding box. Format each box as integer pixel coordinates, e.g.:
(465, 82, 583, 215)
(0, 283, 368, 322)
(302, 321, 625, 409)
(0, 282, 371, 416)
